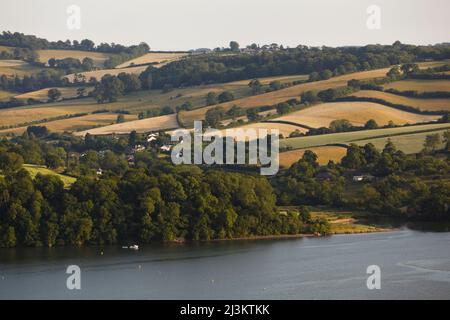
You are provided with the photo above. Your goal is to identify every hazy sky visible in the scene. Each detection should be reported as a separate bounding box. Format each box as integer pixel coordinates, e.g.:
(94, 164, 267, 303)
(0, 0, 449, 50)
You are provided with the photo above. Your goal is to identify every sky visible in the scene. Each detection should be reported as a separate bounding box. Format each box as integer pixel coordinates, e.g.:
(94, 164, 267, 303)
(0, 0, 449, 51)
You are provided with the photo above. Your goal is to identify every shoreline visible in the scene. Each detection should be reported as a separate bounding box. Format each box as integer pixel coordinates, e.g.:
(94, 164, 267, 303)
(0, 226, 399, 250)
(209, 227, 395, 242)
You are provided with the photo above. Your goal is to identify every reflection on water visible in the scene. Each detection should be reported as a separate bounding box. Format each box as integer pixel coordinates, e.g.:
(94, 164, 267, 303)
(0, 226, 449, 299)
(406, 222, 450, 232)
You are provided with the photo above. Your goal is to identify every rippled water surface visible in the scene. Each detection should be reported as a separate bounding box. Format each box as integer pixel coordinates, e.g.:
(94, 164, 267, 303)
(0, 228, 449, 299)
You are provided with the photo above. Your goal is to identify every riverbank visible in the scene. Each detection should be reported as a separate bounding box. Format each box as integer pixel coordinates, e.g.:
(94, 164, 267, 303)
(301, 206, 394, 235)
(211, 210, 394, 242)
(211, 226, 392, 242)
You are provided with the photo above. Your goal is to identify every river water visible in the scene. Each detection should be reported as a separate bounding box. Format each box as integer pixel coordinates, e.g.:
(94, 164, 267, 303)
(0, 227, 449, 299)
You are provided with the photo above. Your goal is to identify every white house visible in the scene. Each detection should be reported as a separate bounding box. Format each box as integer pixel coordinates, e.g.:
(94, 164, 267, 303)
(134, 145, 146, 152)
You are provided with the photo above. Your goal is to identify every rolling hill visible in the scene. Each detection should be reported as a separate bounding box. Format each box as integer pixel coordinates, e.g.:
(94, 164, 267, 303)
(0, 59, 46, 76)
(279, 146, 348, 168)
(14, 87, 92, 102)
(280, 122, 450, 152)
(0, 113, 137, 135)
(36, 49, 114, 67)
(179, 61, 448, 127)
(270, 101, 441, 128)
(0, 74, 309, 132)
(64, 65, 148, 82)
(115, 52, 188, 68)
(348, 90, 450, 112)
(383, 79, 450, 93)
(180, 67, 395, 126)
(74, 114, 179, 136)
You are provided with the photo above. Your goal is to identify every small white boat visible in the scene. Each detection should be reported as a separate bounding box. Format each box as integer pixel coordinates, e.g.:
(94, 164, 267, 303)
(129, 245, 139, 250)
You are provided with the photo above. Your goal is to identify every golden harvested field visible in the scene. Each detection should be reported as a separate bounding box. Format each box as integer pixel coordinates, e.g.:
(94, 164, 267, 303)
(230, 74, 310, 86)
(383, 79, 450, 92)
(0, 89, 17, 101)
(74, 114, 179, 136)
(349, 90, 450, 112)
(0, 45, 14, 53)
(15, 87, 92, 101)
(0, 113, 137, 135)
(115, 52, 188, 68)
(0, 59, 27, 67)
(0, 99, 112, 127)
(279, 146, 348, 168)
(0, 59, 45, 76)
(64, 65, 148, 82)
(36, 49, 113, 67)
(207, 122, 308, 140)
(272, 101, 440, 128)
(180, 67, 394, 126)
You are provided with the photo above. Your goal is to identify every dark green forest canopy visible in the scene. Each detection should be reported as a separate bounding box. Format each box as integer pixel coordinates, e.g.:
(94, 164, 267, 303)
(0, 31, 150, 54)
(0, 163, 301, 247)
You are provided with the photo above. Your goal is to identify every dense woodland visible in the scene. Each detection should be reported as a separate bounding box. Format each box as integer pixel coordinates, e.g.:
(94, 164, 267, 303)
(0, 129, 449, 248)
(0, 31, 150, 55)
(0, 132, 306, 247)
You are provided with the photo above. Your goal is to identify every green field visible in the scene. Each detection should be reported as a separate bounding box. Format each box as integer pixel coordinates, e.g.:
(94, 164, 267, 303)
(349, 90, 450, 112)
(281, 122, 450, 153)
(383, 79, 450, 93)
(354, 129, 449, 154)
(23, 164, 76, 187)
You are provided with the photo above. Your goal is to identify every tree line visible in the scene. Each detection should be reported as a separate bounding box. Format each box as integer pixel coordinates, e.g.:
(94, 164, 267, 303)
(0, 31, 150, 55)
(138, 42, 450, 89)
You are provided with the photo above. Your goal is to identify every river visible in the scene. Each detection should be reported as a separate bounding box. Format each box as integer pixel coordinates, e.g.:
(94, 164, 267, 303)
(0, 227, 449, 299)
